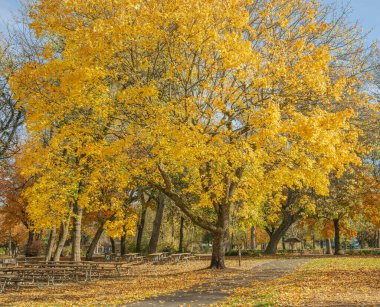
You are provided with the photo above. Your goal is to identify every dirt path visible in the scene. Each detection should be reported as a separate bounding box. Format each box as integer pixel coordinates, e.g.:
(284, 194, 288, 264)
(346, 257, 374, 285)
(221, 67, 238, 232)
(128, 258, 310, 306)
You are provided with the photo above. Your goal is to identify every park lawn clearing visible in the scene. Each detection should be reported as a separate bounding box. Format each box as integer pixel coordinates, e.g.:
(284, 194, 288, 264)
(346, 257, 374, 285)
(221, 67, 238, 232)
(0, 258, 265, 306)
(225, 257, 380, 306)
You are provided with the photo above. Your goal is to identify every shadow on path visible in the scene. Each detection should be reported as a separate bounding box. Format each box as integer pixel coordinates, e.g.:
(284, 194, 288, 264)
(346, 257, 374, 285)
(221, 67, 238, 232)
(128, 258, 310, 306)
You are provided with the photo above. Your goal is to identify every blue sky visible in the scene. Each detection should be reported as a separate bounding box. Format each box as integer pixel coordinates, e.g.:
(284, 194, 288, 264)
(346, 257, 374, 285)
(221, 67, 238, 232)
(0, 0, 379, 44)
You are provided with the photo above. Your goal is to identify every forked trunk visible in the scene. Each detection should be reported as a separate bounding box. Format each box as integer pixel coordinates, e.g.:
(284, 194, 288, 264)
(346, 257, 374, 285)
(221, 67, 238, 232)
(71, 203, 83, 262)
(45, 228, 57, 262)
(54, 220, 69, 262)
(265, 214, 297, 254)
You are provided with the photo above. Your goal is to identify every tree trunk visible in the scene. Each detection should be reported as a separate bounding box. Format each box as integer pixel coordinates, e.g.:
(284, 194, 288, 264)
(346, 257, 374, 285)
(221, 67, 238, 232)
(54, 220, 69, 262)
(229, 232, 234, 252)
(120, 232, 127, 256)
(312, 235, 316, 249)
(179, 216, 185, 252)
(333, 218, 343, 255)
(265, 213, 297, 255)
(8, 238, 12, 257)
(136, 204, 147, 253)
(25, 231, 35, 257)
(326, 238, 332, 254)
(45, 228, 57, 262)
(250, 226, 256, 250)
(135, 188, 150, 253)
(210, 204, 230, 269)
(85, 222, 105, 261)
(377, 229, 380, 249)
(148, 193, 165, 254)
(110, 237, 116, 253)
(71, 203, 83, 262)
(210, 227, 230, 269)
(11, 242, 17, 258)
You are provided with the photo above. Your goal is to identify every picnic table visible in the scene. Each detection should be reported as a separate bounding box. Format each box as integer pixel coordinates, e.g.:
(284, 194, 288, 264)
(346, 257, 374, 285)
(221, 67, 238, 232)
(89, 261, 131, 275)
(0, 274, 22, 293)
(0, 259, 18, 267)
(148, 253, 169, 264)
(0, 260, 134, 293)
(169, 253, 192, 263)
(123, 253, 140, 262)
(104, 253, 117, 262)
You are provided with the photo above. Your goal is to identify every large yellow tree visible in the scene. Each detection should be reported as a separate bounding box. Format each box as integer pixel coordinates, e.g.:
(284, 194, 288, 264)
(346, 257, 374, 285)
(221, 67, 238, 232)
(12, 0, 366, 267)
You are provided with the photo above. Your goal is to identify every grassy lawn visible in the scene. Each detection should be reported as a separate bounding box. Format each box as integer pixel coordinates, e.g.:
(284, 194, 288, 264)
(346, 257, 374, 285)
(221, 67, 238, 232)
(225, 257, 380, 306)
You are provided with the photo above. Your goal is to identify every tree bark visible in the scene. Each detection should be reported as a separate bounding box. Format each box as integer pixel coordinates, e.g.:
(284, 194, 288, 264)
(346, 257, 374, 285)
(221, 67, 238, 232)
(71, 203, 83, 262)
(210, 204, 230, 269)
(135, 188, 150, 253)
(250, 226, 256, 250)
(265, 213, 297, 255)
(85, 222, 105, 261)
(179, 216, 185, 252)
(333, 218, 343, 255)
(148, 192, 165, 254)
(375, 230, 380, 248)
(312, 235, 316, 249)
(326, 238, 332, 254)
(110, 237, 116, 253)
(25, 231, 35, 257)
(54, 220, 69, 262)
(282, 236, 286, 250)
(120, 233, 127, 256)
(45, 228, 57, 262)
(136, 202, 148, 253)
